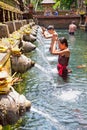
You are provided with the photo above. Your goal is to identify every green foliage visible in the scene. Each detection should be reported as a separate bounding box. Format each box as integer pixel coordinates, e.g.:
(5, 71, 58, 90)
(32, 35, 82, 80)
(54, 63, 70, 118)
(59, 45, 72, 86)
(85, 0, 87, 5)
(26, 0, 77, 10)
(60, 0, 77, 9)
(53, 1, 60, 9)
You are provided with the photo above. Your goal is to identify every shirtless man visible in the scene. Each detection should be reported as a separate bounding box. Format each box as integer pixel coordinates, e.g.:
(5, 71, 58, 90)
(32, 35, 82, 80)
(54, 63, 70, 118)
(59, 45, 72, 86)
(69, 21, 77, 35)
(44, 25, 58, 52)
(43, 25, 58, 38)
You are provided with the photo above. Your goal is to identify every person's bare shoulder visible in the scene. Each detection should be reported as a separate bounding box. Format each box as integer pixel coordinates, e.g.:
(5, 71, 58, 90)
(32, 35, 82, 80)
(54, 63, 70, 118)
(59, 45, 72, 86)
(60, 48, 70, 57)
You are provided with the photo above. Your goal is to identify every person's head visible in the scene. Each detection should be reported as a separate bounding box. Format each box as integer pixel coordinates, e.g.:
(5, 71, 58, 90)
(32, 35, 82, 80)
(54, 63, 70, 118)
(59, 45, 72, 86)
(71, 21, 75, 24)
(58, 37, 68, 50)
(47, 25, 54, 34)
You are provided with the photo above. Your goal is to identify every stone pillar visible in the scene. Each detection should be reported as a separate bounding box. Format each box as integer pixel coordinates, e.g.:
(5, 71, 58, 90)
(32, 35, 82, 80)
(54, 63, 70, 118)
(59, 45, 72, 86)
(12, 12, 14, 21)
(3, 9, 5, 23)
(8, 11, 10, 21)
(9, 11, 12, 21)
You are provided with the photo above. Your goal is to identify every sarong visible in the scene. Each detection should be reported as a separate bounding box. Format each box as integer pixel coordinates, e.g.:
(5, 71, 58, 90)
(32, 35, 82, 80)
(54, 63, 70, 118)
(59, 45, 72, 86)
(57, 64, 68, 77)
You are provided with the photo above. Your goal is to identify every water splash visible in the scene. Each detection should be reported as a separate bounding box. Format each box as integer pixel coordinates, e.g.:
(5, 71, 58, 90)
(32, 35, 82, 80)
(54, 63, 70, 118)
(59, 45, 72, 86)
(31, 107, 66, 130)
(46, 56, 57, 62)
(36, 45, 58, 88)
(54, 90, 81, 102)
(36, 48, 50, 66)
(36, 48, 55, 73)
(36, 28, 44, 45)
(35, 63, 49, 74)
(37, 36, 44, 45)
(35, 63, 57, 88)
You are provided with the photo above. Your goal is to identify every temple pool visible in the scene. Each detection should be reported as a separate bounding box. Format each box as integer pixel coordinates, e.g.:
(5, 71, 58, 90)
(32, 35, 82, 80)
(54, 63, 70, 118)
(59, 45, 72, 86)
(5, 28, 87, 130)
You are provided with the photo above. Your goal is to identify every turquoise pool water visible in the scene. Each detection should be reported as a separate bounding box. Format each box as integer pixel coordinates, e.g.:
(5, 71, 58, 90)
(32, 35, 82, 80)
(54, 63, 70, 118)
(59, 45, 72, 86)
(6, 28, 87, 130)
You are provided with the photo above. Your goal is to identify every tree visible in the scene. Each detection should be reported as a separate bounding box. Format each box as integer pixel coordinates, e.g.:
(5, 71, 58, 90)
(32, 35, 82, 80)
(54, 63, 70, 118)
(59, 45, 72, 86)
(60, 0, 77, 10)
(25, 0, 77, 11)
(53, 0, 60, 9)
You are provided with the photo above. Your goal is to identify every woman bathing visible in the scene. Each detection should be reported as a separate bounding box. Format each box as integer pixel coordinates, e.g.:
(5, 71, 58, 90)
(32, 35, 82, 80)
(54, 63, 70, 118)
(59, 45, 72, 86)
(51, 36, 71, 78)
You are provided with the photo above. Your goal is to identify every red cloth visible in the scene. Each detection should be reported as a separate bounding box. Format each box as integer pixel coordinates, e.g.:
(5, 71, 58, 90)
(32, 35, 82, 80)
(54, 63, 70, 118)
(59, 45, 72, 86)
(57, 64, 67, 76)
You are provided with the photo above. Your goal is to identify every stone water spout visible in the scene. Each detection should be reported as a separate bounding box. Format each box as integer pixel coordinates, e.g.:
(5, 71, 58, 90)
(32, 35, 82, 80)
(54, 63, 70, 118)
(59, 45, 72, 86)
(23, 34, 36, 43)
(21, 40, 36, 53)
(31, 26, 38, 36)
(0, 70, 31, 126)
(11, 47, 35, 73)
(11, 54, 35, 73)
(22, 24, 39, 43)
(31, 30, 37, 36)
(0, 87, 31, 126)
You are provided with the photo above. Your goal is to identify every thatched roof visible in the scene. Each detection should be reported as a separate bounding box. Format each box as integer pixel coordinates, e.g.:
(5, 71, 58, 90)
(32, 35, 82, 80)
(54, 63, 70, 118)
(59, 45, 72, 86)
(41, 0, 55, 5)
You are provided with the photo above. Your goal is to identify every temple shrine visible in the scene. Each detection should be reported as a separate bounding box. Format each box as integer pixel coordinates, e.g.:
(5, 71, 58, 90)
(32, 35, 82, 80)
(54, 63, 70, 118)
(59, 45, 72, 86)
(33, 0, 80, 29)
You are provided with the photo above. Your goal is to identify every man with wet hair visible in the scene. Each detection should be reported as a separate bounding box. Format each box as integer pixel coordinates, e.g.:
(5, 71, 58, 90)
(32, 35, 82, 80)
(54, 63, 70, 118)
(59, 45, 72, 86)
(41, 25, 58, 53)
(43, 25, 58, 38)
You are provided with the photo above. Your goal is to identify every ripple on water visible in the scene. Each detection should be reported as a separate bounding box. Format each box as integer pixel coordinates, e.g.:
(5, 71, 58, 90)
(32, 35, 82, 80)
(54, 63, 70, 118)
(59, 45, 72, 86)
(13, 29, 87, 130)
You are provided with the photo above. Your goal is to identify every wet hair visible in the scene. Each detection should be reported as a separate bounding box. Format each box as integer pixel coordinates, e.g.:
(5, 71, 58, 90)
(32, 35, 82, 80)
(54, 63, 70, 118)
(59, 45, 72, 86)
(58, 37, 68, 47)
(47, 25, 54, 30)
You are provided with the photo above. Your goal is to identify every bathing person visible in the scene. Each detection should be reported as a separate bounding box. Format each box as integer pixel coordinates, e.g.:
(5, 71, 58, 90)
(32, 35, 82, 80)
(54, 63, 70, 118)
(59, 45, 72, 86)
(69, 21, 77, 35)
(43, 25, 58, 38)
(51, 36, 70, 78)
(43, 25, 58, 52)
